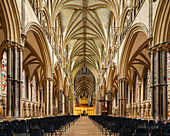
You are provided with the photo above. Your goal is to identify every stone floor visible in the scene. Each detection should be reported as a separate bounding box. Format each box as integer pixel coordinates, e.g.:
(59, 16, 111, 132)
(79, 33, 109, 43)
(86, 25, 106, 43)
(63, 116, 104, 136)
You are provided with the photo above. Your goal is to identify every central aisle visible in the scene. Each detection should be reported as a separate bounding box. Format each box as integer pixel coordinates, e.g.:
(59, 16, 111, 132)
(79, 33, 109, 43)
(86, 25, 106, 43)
(63, 116, 104, 136)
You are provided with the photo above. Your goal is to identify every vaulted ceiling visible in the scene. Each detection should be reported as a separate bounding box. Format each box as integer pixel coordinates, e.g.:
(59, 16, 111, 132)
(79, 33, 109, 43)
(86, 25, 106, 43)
(74, 67, 95, 96)
(59, 0, 112, 78)
(55, 0, 119, 95)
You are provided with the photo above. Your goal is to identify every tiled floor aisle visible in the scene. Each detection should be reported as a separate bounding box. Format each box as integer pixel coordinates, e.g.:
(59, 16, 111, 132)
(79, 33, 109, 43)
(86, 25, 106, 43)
(63, 116, 104, 136)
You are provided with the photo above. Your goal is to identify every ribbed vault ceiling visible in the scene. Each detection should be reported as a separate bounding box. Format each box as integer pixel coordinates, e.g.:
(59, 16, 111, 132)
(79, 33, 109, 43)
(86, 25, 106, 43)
(74, 68, 95, 95)
(59, 0, 112, 94)
(60, 0, 111, 74)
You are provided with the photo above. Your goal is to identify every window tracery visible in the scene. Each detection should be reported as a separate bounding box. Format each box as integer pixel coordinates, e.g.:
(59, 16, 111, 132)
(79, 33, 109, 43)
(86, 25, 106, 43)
(26, 76, 29, 100)
(167, 52, 170, 97)
(1, 51, 7, 94)
(147, 70, 151, 99)
(135, 75, 139, 103)
(32, 76, 36, 101)
(22, 70, 25, 99)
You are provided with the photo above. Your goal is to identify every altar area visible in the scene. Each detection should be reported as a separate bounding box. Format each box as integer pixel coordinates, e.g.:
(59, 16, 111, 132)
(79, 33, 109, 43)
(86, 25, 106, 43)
(73, 96, 96, 115)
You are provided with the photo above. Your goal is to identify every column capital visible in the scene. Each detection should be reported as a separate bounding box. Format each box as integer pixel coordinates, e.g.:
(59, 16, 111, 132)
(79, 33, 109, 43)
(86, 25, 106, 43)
(106, 90, 112, 93)
(4, 40, 12, 48)
(44, 77, 53, 81)
(147, 37, 153, 46)
(58, 89, 63, 92)
(3, 40, 25, 51)
(149, 42, 169, 53)
(13, 43, 18, 49)
(118, 77, 127, 81)
(18, 46, 25, 52)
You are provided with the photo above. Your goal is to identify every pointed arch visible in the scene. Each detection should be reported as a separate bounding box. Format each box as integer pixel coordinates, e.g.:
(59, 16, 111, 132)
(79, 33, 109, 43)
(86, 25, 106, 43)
(25, 22, 52, 78)
(0, 0, 21, 43)
(119, 23, 149, 78)
(153, 0, 170, 45)
(54, 63, 63, 90)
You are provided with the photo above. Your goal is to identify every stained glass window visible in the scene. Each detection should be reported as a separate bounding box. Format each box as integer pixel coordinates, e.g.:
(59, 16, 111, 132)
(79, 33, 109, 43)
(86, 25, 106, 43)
(32, 76, 36, 101)
(167, 52, 170, 97)
(147, 70, 151, 99)
(22, 71, 25, 99)
(2, 51, 7, 94)
(136, 75, 139, 103)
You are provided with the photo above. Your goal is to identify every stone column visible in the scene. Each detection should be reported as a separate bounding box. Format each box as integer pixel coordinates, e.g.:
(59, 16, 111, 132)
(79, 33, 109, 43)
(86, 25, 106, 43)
(129, 90, 132, 117)
(14, 45, 18, 117)
(69, 94, 74, 115)
(118, 80, 121, 116)
(106, 90, 112, 115)
(49, 80, 53, 116)
(101, 95, 105, 113)
(150, 50, 154, 119)
(44, 77, 53, 116)
(101, 85, 104, 113)
(48, 81, 51, 115)
(132, 84, 135, 118)
(139, 81, 141, 103)
(40, 89, 43, 116)
(6, 41, 24, 118)
(7, 42, 12, 117)
(52, 89, 57, 115)
(96, 85, 100, 115)
(96, 94, 100, 115)
(68, 91, 70, 114)
(19, 47, 23, 117)
(48, 79, 52, 116)
(112, 87, 116, 115)
(128, 89, 130, 105)
(98, 85, 101, 115)
(155, 49, 160, 120)
(118, 79, 126, 117)
(139, 81, 141, 118)
(64, 83, 69, 115)
(69, 97, 72, 115)
(69, 84, 74, 115)
(162, 49, 167, 120)
(122, 80, 126, 117)
(150, 43, 168, 120)
(44, 79, 49, 116)
(65, 95, 69, 114)
(58, 89, 63, 115)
